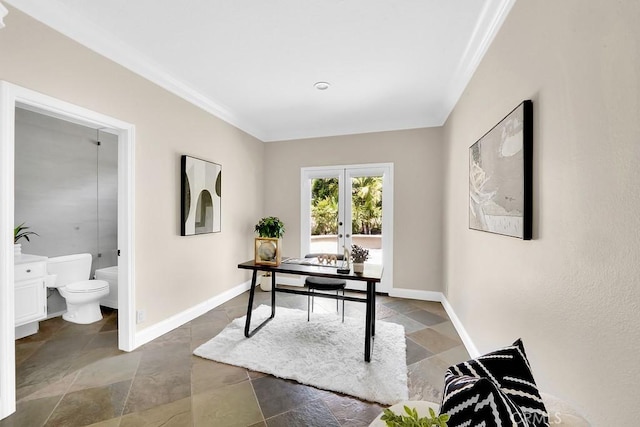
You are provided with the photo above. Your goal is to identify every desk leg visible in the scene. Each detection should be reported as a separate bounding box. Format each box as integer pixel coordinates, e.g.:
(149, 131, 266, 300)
(271, 272, 277, 317)
(244, 270, 274, 337)
(364, 282, 376, 362)
(371, 282, 376, 337)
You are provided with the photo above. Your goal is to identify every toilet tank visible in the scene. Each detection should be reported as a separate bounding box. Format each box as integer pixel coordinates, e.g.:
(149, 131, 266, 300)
(46, 253, 92, 287)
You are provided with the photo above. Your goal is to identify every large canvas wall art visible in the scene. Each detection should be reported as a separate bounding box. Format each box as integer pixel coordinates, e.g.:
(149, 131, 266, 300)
(469, 100, 532, 240)
(181, 155, 222, 236)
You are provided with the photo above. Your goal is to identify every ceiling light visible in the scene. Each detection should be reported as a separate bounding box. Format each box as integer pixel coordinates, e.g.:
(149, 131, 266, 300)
(314, 82, 330, 91)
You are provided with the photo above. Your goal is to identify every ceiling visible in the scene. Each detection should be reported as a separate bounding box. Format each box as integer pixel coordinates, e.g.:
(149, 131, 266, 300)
(5, 0, 515, 142)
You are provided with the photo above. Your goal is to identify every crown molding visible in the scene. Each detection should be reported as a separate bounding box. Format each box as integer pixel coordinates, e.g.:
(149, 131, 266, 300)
(4, 0, 267, 141)
(440, 0, 517, 125)
(0, 3, 8, 29)
(264, 119, 437, 143)
(5, 0, 516, 141)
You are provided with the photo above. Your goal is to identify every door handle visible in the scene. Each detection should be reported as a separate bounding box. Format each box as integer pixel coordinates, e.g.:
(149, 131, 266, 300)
(338, 234, 343, 238)
(346, 234, 351, 238)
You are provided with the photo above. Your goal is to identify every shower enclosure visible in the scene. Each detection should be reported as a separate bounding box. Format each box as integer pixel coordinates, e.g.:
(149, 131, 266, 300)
(14, 108, 118, 315)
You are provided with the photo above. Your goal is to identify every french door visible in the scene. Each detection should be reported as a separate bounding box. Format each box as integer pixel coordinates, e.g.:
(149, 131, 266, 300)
(301, 164, 393, 292)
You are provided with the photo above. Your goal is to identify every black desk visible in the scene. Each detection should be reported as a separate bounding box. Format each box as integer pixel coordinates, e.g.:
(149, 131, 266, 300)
(237, 259, 384, 362)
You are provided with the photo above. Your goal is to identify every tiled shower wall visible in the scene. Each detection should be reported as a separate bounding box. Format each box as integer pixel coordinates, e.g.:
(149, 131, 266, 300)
(14, 108, 118, 280)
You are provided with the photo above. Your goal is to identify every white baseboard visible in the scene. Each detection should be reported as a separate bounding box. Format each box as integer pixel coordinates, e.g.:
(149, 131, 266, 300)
(134, 280, 251, 348)
(15, 323, 38, 340)
(388, 287, 479, 358)
(132, 280, 481, 360)
(388, 287, 443, 302)
(276, 275, 304, 287)
(440, 295, 480, 358)
(46, 310, 66, 320)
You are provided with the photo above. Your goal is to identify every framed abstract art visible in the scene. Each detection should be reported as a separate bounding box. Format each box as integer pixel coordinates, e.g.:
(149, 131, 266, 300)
(469, 100, 532, 240)
(181, 155, 222, 236)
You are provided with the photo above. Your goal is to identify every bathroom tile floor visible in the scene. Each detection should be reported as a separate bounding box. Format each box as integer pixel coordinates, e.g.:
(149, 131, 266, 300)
(3, 288, 470, 427)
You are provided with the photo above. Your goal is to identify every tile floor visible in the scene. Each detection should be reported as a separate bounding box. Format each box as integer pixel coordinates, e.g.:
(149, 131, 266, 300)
(2, 288, 470, 427)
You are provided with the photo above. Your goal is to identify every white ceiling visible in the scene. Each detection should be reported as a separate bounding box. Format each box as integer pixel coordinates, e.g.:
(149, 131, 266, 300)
(5, 0, 515, 142)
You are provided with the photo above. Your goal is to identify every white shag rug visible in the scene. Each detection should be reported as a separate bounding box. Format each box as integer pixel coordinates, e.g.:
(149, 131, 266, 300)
(194, 304, 409, 405)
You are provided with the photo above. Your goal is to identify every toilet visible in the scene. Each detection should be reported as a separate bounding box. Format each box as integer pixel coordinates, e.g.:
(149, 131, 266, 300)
(94, 265, 118, 309)
(46, 253, 110, 324)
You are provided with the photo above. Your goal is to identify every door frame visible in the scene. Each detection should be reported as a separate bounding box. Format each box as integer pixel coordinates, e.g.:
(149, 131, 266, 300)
(0, 81, 136, 419)
(300, 163, 394, 292)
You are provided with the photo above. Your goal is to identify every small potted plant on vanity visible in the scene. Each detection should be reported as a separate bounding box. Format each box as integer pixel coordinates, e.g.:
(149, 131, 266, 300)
(351, 244, 369, 275)
(254, 216, 285, 291)
(14, 222, 38, 257)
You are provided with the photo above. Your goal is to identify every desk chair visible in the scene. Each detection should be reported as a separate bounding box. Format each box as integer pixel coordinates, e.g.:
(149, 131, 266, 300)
(304, 253, 346, 322)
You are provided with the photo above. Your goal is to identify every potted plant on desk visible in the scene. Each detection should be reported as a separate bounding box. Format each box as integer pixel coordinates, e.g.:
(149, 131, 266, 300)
(351, 244, 369, 275)
(254, 216, 285, 291)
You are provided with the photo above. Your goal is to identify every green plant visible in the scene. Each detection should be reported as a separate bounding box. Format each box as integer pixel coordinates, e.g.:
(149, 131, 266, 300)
(254, 216, 285, 238)
(311, 197, 338, 235)
(351, 244, 369, 263)
(351, 176, 382, 235)
(14, 222, 38, 244)
(310, 176, 383, 237)
(381, 405, 449, 427)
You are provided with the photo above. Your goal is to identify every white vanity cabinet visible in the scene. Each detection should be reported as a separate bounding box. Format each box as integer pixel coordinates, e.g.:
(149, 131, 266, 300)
(14, 254, 47, 338)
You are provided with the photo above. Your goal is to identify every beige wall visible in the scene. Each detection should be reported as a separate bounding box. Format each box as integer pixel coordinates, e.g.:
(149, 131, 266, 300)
(264, 128, 444, 291)
(443, 1, 640, 424)
(0, 8, 264, 328)
(5, 2, 639, 423)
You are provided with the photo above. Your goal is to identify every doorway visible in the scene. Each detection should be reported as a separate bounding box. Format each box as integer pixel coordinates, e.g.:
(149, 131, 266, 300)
(300, 164, 394, 292)
(0, 81, 135, 419)
(14, 109, 119, 321)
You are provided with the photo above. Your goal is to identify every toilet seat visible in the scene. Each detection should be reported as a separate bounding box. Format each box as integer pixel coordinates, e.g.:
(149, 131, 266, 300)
(65, 279, 109, 293)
